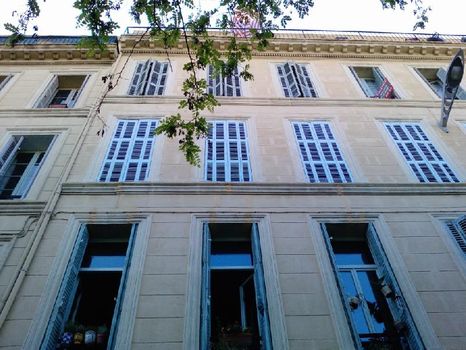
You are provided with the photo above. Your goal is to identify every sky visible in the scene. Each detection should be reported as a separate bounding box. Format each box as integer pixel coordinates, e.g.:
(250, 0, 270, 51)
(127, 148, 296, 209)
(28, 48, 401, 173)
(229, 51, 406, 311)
(0, 0, 465, 37)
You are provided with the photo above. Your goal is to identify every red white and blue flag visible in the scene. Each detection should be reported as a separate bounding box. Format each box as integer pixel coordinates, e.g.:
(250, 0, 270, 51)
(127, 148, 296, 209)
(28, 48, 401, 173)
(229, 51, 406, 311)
(231, 10, 260, 38)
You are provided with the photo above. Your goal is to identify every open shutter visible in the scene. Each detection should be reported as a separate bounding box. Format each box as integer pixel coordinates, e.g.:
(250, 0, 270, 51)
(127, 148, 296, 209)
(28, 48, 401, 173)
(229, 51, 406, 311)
(200, 224, 211, 350)
(277, 63, 299, 97)
(251, 224, 272, 350)
(349, 67, 373, 97)
(436, 67, 447, 83)
(35, 75, 59, 108)
(0, 74, 13, 91)
(446, 215, 466, 255)
(41, 226, 89, 350)
(295, 64, 317, 97)
(69, 75, 90, 107)
(366, 224, 425, 350)
(0, 136, 23, 173)
(11, 152, 44, 198)
(107, 223, 137, 349)
(128, 60, 150, 95)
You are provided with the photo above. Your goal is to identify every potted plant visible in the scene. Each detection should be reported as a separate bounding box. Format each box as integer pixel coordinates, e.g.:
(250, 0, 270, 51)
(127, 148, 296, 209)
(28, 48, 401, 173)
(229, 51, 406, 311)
(59, 321, 75, 349)
(73, 324, 85, 345)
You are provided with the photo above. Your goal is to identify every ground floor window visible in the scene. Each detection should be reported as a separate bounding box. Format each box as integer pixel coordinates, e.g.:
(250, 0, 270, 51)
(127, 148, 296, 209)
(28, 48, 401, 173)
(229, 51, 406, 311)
(41, 224, 136, 350)
(321, 223, 424, 350)
(201, 223, 272, 350)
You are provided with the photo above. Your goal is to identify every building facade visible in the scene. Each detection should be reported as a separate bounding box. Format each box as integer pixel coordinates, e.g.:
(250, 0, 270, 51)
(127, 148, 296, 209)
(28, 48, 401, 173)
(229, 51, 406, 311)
(0, 30, 465, 349)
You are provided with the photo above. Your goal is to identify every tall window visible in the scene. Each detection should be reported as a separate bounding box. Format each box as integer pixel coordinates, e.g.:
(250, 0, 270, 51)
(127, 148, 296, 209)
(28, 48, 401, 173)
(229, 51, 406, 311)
(207, 65, 242, 97)
(292, 121, 352, 183)
(0, 74, 13, 92)
(321, 223, 424, 349)
(385, 122, 459, 183)
(99, 120, 157, 182)
(41, 224, 137, 350)
(35, 75, 90, 108)
(201, 223, 272, 350)
(415, 68, 466, 99)
(0, 135, 55, 199)
(128, 60, 168, 96)
(205, 121, 251, 182)
(445, 215, 466, 256)
(350, 67, 398, 99)
(276, 62, 317, 98)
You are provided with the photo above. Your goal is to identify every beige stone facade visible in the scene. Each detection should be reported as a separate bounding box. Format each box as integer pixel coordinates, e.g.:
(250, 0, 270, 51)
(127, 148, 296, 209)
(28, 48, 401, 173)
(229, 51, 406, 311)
(0, 31, 465, 349)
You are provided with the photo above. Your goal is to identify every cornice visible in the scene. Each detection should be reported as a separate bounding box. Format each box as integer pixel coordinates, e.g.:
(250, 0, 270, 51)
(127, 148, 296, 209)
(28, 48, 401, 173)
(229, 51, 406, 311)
(103, 95, 466, 109)
(0, 109, 91, 118)
(0, 201, 46, 215)
(120, 32, 466, 61)
(61, 182, 466, 196)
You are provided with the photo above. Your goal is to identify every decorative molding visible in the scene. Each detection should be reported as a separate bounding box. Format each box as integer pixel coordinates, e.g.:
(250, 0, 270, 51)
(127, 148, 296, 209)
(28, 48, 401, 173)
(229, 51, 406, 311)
(0, 109, 91, 118)
(104, 95, 466, 109)
(61, 182, 466, 196)
(0, 201, 46, 214)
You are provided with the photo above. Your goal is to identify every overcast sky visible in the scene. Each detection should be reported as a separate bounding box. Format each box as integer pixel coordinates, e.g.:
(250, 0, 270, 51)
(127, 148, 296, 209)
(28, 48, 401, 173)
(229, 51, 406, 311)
(0, 0, 465, 36)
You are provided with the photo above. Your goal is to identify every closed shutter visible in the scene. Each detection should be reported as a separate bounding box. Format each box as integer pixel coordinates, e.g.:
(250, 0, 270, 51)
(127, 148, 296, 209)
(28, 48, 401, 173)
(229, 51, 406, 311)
(446, 215, 466, 255)
(0, 136, 23, 173)
(200, 223, 211, 350)
(35, 75, 59, 108)
(99, 119, 157, 182)
(207, 65, 223, 96)
(366, 224, 425, 350)
(251, 224, 272, 350)
(128, 60, 150, 95)
(295, 64, 317, 97)
(41, 226, 89, 350)
(107, 224, 138, 349)
(293, 122, 352, 183)
(69, 75, 90, 107)
(224, 67, 241, 97)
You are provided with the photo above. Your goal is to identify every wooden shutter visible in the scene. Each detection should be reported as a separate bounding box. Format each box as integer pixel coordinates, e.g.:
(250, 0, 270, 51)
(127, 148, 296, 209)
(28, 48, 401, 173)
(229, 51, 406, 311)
(0, 136, 23, 173)
(200, 223, 211, 350)
(146, 61, 168, 96)
(107, 224, 138, 349)
(295, 64, 317, 97)
(446, 215, 466, 255)
(251, 224, 272, 350)
(128, 60, 150, 95)
(35, 75, 59, 108)
(41, 226, 89, 350)
(366, 224, 425, 350)
(69, 75, 90, 107)
(277, 63, 300, 97)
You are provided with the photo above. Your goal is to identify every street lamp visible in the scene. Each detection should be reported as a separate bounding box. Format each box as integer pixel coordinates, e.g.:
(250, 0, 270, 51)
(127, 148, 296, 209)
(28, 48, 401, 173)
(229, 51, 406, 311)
(440, 49, 464, 132)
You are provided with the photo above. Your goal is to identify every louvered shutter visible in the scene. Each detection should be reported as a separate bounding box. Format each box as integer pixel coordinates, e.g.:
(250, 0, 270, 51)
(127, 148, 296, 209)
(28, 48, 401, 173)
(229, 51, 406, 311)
(277, 63, 300, 97)
(320, 224, 361, 347)
(36, 75, 59, 108)
(128, 60, 150, 95)
(41, 226, 89, 350)
(107, 224, 137, 349)
(251, 224, 272, 350)
(200, 224, 211, 350)
(11, 151, 45, 198)
(145, 61, 168, 96)
(295, 64, 317, 97)
(69, 75, 90, 107)
(0, 136, 23, 173)
(366, 224, 425, 350)
(446, 216, 466, 255)
(0, 74, 13, 91)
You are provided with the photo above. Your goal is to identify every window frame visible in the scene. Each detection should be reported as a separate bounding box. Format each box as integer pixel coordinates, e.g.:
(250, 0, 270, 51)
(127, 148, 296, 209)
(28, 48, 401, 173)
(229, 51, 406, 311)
(349, 66, 399, 99)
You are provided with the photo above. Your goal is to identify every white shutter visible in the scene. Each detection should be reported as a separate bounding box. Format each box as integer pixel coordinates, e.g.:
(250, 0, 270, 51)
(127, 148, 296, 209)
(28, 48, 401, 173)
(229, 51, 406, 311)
(295, 64, 317, 97)
(11, 151, 44, 198)
(366, 224, 425, 350)
(0, 136, 23, 173)
(200, 223, 211, 350)
(0, 74, 13, 91)
(41, 226, 89, 350)
(128, 60, 150, 95)
(146, 61, 168, 96)
(277, 62, 300, 97)
(35, 75, 59, 108)
(69, 75, 90, 107)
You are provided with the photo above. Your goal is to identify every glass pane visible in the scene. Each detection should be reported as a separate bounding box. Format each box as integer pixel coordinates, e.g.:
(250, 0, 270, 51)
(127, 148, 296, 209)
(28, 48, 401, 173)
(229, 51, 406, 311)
(339, 272, 370, 335)
(211, 253, 253, 268)
(332, 241, 375, 265)
(357, 271, 386, 334)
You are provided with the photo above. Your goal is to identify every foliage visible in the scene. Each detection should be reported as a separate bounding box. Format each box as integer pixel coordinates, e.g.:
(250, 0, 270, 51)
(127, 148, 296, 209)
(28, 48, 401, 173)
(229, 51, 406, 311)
(5, 0, 430, 165)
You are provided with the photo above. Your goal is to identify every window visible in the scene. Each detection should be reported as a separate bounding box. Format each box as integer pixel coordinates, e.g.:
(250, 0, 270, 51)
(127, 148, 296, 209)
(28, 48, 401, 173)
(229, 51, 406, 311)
(276, 62, 317, 97)
(41, 224, 136, 350)
(385, 122, 459, 183)
(293, 121, 352, 183)
(321, 223, 424, 349)
(207, 65, 242, 97)
(205, 121, 251, 182)
(445, 215, 466, 256)
(99, 119, 157, 182)
(201, 223, 272, 350)
(35, 75, 90, 108)
(128, 60, 168, 96)
(415, 68, 466, 99)
(0, 135, 55, 199)
(0, 74, 13, 92)
(350, 67, 398, 99)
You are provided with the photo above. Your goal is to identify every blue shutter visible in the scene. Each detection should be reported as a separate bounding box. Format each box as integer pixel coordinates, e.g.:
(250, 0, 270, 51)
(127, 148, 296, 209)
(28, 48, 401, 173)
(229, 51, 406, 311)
(366, 224, 425, 350)
(107, 224, 137, 349)
(446, 215, 466, 255)
(251, 224, 272, 350)
(200, 224, 211, 350)
(41, 226, 89, 350)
